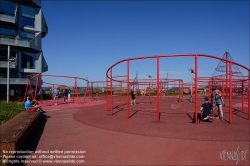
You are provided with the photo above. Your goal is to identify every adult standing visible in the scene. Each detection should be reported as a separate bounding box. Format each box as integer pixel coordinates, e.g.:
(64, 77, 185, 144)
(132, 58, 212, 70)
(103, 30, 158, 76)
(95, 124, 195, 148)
(53, 87, 60, 105)
(203, 87, 207, 97)
(63, 87, 68, 103)
(67, 87, 71, 102)
(131, 90, 136, 105)
(214, 89, 224, 120)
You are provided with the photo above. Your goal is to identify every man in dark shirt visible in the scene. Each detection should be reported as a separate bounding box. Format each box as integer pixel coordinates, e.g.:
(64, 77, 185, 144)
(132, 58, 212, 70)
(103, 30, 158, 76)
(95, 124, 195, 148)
(200, 96, 213, 121)
(131, 90, 136, 105)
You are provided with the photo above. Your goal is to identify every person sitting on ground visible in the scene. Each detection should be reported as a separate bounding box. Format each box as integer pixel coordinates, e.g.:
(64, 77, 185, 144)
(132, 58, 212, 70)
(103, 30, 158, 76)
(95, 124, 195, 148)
(25, 97, 45, 113)
(200, 96, 213, 121)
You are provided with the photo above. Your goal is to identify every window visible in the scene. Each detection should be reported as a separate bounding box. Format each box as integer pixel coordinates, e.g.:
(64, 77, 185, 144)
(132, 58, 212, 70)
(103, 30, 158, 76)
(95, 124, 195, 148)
(0, 50, 16, 61)
(0, 27, 16, 39)
(21, 5, 35, 28)
(21, 31, 35, 41)
(0, 73, 16, 78)
(0, 0, 16, 16)
(10, 73, 16, 78)
(21, 52, 36, 69)
(22, 73, 30, 78)
(0, 73, 7, 78)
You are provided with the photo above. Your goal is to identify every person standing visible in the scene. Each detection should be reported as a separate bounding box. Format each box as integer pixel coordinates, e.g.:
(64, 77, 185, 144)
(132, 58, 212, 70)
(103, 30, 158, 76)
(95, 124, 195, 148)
(214, 89, 224, 120)
(63, 87, 68, 103)
(203, 88, 207, 97)
(67, 87, 71, 102)
(131, 90, 136, 105)
(190, 85, 193, 103)
(53, 87, 60, 105)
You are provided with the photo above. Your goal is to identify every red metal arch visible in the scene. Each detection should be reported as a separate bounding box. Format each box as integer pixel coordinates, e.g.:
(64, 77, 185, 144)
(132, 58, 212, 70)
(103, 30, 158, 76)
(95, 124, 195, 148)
(106, 53, 250, 124)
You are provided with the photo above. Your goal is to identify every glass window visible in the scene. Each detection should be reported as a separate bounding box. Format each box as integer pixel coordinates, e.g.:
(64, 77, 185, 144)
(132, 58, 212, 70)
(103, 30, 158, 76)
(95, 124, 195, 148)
(0, 50, 16, 61)
(21, 5, 35, 18)
(0, 73, 16, 78)
(10, 73, 16, 78)
(22, 73, 29, 78)
(0, 73, 7, 78)
(0, 0, 16, 16)
(21, 52, 36, 69)
(21, 5, 35, 28)
(21, 31, 35, 41)
(0, 27, 16, 36)
(22, 17, 35, 28)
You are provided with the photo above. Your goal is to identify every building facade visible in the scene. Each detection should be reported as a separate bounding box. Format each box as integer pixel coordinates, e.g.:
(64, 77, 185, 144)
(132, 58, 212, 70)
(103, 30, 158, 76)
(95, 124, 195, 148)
(0, 0, 48, 97)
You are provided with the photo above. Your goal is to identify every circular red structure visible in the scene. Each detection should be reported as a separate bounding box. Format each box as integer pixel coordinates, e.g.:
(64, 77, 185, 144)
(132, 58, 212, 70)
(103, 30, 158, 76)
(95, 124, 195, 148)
(106, 53, 250, 124)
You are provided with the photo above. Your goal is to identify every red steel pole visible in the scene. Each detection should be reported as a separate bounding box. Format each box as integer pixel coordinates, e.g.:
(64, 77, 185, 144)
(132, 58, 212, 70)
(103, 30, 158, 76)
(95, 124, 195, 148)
(229, 62, 232, 123)
(120, 82, 122, 106)
(242, 81, 244, 112)
(157, 57, 160, 122)
(178, 79, 180, 102)
(106, 75, 108, 111)
(195, 55, 198, 124)
(127, 60, 130, 118)
(110, 68, 113, 115)
(226, 51, 228, 98)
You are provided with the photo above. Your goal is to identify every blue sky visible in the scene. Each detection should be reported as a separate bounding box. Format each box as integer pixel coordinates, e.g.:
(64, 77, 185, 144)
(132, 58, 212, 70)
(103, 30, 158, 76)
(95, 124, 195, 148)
(41, 0, 249, 87)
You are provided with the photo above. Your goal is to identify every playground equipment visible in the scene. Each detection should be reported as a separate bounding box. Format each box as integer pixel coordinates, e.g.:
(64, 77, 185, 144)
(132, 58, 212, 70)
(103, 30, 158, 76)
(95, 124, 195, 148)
(106, 53, 250, 124)
(23, 74, 89, 104)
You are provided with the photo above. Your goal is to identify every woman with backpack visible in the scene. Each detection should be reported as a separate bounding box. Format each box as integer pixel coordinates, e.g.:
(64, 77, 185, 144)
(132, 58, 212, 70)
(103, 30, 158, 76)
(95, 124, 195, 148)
(214, 89, 224, 120)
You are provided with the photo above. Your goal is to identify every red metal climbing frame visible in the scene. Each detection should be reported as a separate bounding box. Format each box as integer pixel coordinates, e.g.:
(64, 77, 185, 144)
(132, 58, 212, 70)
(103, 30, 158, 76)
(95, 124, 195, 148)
(106, 53, 250, 124)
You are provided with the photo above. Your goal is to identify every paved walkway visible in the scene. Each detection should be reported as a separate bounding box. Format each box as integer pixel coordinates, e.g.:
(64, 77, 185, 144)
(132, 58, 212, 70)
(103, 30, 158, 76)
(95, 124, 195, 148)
(22, 98, 249, 165)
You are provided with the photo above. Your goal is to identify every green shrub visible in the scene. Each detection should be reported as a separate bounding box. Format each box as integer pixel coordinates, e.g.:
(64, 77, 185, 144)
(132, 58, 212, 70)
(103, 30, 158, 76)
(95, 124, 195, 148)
(0, 101, 25, 124)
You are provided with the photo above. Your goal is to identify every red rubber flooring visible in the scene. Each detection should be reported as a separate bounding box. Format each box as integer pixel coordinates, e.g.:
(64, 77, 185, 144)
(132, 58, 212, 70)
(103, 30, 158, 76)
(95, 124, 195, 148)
(22, 96, 249, 165)
(74, 96, 249, 141)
